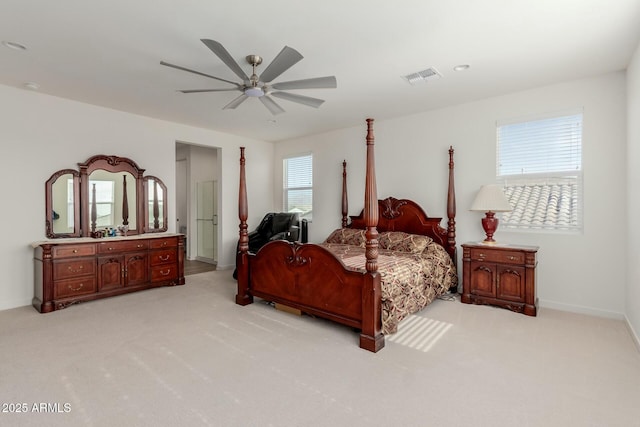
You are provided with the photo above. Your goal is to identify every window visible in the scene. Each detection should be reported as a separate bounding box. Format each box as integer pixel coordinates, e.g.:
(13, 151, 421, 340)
(283, 154, 312, 221)
(497, 110, 583, 232)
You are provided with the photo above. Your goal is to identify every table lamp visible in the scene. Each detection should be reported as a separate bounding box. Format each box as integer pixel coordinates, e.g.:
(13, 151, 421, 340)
(470, 184, 512, 244)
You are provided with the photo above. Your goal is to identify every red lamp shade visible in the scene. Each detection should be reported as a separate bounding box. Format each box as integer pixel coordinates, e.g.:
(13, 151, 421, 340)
(470, 185, 512, 243)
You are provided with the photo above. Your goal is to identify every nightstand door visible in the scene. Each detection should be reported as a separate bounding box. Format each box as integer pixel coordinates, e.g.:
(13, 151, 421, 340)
(469, 261, 496, 297)
(496, 265, 525, 302)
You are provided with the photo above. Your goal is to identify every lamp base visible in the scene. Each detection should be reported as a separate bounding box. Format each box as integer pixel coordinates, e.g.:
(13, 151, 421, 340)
(481, 211, 499, 243)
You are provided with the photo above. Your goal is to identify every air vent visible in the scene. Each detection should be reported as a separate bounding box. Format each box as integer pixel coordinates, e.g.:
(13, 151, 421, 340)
(402, 67, 442, 85)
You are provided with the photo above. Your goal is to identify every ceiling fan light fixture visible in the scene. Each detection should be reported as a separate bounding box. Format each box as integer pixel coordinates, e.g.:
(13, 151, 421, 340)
(245, 87, 264, 97)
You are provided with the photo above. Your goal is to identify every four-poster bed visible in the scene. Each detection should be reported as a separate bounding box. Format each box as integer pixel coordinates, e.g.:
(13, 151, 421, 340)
(236, 118, 457, 352)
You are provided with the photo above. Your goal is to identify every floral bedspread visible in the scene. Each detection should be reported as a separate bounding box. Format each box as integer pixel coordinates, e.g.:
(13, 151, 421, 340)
(319, 241, 457, 334)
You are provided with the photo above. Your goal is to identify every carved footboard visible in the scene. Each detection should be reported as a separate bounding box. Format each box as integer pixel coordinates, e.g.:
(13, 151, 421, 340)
(246, 241, 383, 351)
(250, 242, 365, 328)
(236, 119, 384, 352)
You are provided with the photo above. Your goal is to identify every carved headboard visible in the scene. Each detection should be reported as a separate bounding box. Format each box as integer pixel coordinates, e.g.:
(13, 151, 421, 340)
(349, 197, 456, 261)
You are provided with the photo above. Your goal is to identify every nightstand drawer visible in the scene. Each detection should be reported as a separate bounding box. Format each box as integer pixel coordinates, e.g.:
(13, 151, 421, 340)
(470, 248, 524, 264)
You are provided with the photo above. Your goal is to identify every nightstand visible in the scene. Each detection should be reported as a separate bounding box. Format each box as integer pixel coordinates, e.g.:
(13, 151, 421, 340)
(461, 242, 538, 316)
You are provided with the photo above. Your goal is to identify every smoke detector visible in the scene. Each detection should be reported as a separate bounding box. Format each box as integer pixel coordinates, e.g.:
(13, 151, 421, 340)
(402, 67, 442, 85)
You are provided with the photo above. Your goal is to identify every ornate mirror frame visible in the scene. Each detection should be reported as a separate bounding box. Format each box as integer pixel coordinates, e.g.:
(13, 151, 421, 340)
(143, 176, 168, 233)
(45, 154, 169, 238)
(45, 169, 81, 238)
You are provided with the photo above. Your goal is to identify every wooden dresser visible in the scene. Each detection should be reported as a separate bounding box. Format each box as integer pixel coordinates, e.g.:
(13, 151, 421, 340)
(33, 233, 185, 313)
(461, 242, 538, 316)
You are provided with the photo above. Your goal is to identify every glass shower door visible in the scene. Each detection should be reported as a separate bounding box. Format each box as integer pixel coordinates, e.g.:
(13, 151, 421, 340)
(196, 180, 217, 264)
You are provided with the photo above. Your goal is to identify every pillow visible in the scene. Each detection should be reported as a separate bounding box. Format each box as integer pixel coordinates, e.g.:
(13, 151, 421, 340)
(324, 228, 366, 247)
(378, 231, 432, 253)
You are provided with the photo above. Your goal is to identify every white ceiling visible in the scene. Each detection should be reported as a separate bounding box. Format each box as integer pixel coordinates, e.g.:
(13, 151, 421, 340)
(1, 1, 639, 142)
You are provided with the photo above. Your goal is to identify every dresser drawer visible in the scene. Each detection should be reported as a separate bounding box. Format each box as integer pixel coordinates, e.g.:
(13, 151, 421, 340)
(54, 276, 97, 299)
(149, 237, 177, 249)
(97, 240, 148, 254)
(149, 249, 177, 266)
(150, 265, 178, 282)
(469, 248, 524, 264)
(52, 244, 95, 258)
(53, 259, 96, 280)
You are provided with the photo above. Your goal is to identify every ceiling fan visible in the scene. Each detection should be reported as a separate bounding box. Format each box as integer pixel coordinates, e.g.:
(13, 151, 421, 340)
(160, 39, 337, 115)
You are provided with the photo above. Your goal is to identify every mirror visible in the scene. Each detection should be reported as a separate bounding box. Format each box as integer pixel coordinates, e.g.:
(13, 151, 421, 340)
(144, 176, 168, 233)
(88, 170, 137, 233)
(45, 154, 168, 238)
(45, 170, 80, 238)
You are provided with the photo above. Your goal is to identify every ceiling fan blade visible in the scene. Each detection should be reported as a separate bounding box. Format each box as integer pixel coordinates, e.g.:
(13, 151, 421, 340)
(160, 61, 240, 87)
(259, 96, 286, 115)
(270, 91, 325, 108)
(259, 46, 304, 83)
(271, 76, 337, 90)
(201, 39, 249, 82)
(179, 88, 241, 94)
(223, 94, 249, 110)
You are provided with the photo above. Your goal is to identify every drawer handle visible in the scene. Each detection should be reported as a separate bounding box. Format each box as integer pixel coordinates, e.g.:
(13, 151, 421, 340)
(159, 255, 170, 261)
(108, 247, 114, 251)
(68, 283, 84, 291)
(159, 269, 171, 276)
(162, 242, 168, 246)
(72, 249, 78, 254)
(477, 253, 485, 258)
(508, 256, 516, 260)
(67, 265, 84, 273)
(137, 244, 144, 248)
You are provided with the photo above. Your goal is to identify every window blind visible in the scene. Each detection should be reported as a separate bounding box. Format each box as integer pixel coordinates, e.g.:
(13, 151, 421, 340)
(496, 111, 583, 232)
(283, 154, 313, 220)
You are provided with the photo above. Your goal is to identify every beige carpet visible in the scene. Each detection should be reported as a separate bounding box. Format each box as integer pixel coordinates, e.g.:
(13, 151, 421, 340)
(1, 270, 639, 427)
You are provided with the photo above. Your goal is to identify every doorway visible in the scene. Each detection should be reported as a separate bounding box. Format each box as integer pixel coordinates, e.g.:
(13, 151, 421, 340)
(196, 180, 217, 264)
(175, 143, 221, 266)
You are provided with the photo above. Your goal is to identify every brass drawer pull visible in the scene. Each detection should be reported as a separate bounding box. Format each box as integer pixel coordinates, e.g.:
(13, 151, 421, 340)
(137, 244, 144, 248)
(67, 265, 84, 273)
(159, 255, 170, 261)
(68, 283, 84, 291)
(159, 269, 171, 276)
(72, 249, 78, 253)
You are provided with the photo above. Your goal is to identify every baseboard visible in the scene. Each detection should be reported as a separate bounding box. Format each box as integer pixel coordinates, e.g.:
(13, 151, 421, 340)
(0, 298, 32, 312)
(625, 315, 640, 354)
(538, 299, 624, 320)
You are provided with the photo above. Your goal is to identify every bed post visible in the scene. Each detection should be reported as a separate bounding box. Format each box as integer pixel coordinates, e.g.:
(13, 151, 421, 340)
(342, 160, 348, 228)
(236, 147, 253, 306)
(447, 146, 458, 292)
(360, 118, 384, 352)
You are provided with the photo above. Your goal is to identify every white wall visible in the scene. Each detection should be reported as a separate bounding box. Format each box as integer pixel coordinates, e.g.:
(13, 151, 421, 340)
(0, 84, 273, 311)
(275, 72, 628, 318)
(627, 42, 640, 347)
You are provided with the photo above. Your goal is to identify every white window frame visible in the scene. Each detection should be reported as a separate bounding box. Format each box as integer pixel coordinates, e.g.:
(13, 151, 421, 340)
(496, 109, 583, 233)
(283, 153, 313, 221)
